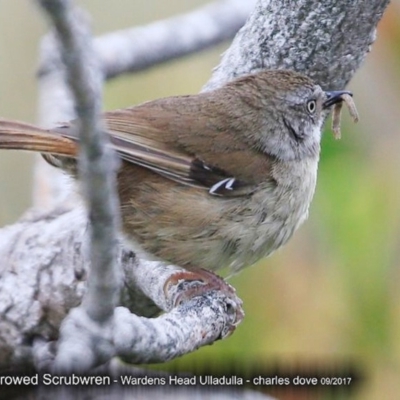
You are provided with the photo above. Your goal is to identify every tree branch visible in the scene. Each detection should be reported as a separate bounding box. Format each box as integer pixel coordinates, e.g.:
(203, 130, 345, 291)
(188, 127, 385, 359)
(0, 207, 241, 369)
(205, 0, 389, 91)
(38, 0, 256, 80)
(37, 0, 121, 371)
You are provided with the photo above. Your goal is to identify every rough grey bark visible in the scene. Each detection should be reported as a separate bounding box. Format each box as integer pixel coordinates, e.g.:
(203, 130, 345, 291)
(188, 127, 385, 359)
(205, 0, 389, 91)
(0, 0, 390, 378)
(0, 208, 242, 367)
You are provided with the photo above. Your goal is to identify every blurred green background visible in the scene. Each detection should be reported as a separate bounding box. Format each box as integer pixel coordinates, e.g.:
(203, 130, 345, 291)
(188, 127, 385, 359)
(1, 1, 399, 399)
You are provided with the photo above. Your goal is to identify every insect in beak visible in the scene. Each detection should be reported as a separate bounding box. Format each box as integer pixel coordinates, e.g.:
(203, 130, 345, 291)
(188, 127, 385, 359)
(323, 90, 353, 109)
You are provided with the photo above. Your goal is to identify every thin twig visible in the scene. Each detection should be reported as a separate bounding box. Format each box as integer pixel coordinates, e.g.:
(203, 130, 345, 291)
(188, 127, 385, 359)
(37, 0, 121, 371)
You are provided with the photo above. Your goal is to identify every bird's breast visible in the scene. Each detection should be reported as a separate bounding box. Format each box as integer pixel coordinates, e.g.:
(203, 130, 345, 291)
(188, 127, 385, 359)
(224, 156, 319, 273)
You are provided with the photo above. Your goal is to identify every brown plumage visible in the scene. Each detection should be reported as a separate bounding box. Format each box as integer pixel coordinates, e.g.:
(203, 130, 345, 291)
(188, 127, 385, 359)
(0, 70, 354, 273)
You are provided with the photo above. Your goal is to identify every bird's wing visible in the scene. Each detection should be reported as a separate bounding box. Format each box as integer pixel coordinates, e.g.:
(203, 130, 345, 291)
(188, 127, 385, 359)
(58, 94, 275, 197)
(105, 121, 254, 197)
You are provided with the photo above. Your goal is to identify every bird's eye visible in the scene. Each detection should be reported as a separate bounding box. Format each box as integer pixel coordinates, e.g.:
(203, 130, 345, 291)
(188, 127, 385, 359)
(307, 99, 316, 114)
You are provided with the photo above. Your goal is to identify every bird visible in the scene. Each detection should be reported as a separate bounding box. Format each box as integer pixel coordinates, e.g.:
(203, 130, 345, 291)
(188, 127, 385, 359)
(0, 70, 356, 282)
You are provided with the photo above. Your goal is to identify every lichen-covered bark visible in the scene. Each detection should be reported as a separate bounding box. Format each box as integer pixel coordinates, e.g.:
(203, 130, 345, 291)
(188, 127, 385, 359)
(0, 207, 241, 368)
(205, 0, 389, 91)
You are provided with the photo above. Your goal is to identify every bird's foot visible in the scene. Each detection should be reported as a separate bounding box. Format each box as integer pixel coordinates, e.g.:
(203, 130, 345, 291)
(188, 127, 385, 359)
(163, 268, 244, 337)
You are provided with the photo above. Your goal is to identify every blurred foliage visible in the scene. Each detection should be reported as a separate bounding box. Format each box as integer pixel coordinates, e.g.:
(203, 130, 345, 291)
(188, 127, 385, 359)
(1, 1, 400, 399)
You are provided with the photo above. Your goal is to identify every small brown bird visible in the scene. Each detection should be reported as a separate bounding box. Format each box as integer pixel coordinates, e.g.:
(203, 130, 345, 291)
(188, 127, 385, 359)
(0, 70, 357, 276)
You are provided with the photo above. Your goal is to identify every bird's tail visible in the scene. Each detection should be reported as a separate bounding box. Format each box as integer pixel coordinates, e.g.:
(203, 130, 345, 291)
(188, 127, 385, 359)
(0, 119, 77, 157)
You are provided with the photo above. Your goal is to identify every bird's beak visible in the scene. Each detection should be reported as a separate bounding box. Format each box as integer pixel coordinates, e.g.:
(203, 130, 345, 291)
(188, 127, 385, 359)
(323, 90, 353, 109)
